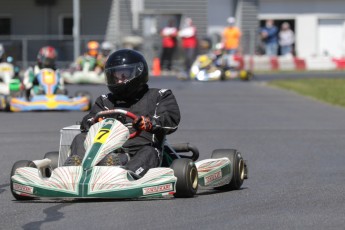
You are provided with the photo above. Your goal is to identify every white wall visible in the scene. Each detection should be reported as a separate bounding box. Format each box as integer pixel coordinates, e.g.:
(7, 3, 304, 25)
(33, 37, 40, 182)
(296, 15, 317, 58)
(260, 0, 345, 15)
(207, 0, 234, 35)
(318, 19, 345, 58)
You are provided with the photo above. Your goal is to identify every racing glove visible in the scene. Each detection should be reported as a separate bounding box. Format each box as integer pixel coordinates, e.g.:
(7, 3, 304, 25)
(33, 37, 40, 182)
(132, 115, 153, 132)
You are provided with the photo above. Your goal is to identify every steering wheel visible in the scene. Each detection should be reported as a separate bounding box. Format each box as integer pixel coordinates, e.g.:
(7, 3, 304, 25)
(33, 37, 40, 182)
(94, 109, 140, 139)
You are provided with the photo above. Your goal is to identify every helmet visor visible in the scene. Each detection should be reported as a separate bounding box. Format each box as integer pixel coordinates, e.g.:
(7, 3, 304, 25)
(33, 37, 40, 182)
(105, 62, 143, 85)
(42, 57, 55, 68)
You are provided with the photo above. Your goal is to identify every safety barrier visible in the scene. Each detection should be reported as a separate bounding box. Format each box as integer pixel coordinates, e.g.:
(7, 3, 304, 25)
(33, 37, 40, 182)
(239, 55, 345, 72)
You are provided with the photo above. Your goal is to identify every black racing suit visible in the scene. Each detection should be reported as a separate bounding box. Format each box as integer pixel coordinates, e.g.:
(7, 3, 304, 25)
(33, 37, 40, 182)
(66, 85, 180, 176)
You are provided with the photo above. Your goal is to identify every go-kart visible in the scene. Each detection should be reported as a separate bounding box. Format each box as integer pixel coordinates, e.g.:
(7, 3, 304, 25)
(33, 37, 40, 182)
(2, 68, 91, 112)
(0, 61, 20, 96)
(189, 54, 253, 82)
(61, 60, 105, 84)
(10, 109, 248, 200)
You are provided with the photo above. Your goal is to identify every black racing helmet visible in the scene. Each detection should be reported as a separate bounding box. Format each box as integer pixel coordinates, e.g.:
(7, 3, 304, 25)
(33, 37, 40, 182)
(105, 49, 149, 99)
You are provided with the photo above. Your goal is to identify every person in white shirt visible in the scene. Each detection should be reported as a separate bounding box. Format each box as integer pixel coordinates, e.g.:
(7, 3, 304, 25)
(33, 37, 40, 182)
(178, 17, 198, 73)
(279, 22, 295, 56)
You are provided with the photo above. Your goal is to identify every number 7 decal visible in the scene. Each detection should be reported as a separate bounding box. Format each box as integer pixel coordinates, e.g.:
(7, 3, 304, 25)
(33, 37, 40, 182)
(94, 129, 110, 143)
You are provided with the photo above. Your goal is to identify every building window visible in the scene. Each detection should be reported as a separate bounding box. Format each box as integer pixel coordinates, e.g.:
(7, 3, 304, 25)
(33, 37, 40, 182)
(0, 18, 11, 35)
(63, 17, 73, 35)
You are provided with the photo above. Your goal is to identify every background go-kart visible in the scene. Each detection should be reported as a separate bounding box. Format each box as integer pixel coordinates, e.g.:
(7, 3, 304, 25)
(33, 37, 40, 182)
(1, 76, 345, 230)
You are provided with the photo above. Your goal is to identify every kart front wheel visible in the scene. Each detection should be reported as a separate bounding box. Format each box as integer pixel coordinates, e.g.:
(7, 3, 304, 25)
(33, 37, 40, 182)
(211, 149, 246, 190)
(43, 151, 59, 177)
(10, 160, 36, 200)
(171, 158, 198, 198)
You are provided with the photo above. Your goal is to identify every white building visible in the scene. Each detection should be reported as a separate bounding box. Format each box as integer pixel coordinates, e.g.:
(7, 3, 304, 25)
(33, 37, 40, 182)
(258, 0, 345, 58)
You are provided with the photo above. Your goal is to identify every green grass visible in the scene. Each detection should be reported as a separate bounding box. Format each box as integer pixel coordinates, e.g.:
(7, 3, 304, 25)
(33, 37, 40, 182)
(268, 78, 345, 107)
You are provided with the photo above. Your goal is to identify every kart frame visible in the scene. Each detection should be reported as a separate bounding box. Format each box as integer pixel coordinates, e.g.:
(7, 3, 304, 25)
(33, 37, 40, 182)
(11, 109, 248, 200)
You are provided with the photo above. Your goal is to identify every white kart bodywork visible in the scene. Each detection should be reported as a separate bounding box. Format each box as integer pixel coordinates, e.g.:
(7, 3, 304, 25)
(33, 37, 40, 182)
(11, 112, 243, 199)
(0, 62, 15, 95)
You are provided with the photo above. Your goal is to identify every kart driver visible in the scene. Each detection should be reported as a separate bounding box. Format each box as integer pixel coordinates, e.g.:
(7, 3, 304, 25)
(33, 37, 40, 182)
(64, 49, 181, 177)
(23, 46, 64, 98)
(96, 41, 115, 72)
(75, 40, 103, 74)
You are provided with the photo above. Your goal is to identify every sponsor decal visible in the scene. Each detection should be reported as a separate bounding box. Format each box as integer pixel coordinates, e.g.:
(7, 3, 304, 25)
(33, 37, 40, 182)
(204, 170, 222, 186)
(13, 183, 34, 194)
(143, 183, 173, 195)
(135, 167, 144, 175)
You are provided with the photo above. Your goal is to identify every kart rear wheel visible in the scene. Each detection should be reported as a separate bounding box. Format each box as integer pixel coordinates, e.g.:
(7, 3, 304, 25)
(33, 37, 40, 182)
(211, 149, 246, 190)
(43, 151, 59, 177)
(10, 160, 36, 200)
(171, 158, 198, 198)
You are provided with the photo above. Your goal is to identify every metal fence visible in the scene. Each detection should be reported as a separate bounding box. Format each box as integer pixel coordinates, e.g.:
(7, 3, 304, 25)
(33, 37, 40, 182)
(0, 30, 259, 71)
(0, 35, 108, 69)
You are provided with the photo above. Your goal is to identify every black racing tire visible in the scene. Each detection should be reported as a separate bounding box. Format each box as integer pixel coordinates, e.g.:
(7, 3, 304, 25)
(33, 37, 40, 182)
(211, 149, 245, 190)
(4, 95, 11, 112)
(10, 160, 37, 200)
(170, 158, 198, 198)
(43, 151, 59, 177)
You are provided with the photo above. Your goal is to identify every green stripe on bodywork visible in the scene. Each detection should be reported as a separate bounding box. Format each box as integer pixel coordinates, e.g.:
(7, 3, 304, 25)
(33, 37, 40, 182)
(82, 121, 114, 170)
(82, 143, 102, 169)
(80, 119, 114, 196)
(14, 180, 176, 199)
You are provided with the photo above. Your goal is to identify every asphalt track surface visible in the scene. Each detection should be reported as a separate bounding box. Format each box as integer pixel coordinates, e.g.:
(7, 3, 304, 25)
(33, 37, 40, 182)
(1, 75, 345, 230)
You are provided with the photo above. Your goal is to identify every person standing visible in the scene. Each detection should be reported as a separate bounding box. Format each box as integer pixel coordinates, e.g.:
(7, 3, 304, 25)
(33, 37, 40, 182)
(178, 17, 198, 73)
(279, 22, 295, 56)
(260, 19, 279, 56)
(160, 19, 178, 71)
(222, 17, 242, 55)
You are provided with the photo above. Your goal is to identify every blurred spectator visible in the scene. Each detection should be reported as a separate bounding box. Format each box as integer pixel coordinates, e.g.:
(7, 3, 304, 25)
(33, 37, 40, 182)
(279, 22, 295, 56)
(260, 19, 278, 56)
(160, 19, 178, 71)
(178, 17, 198, 73)
(222, 17, 241, 55)
(97, 41, 115, 71)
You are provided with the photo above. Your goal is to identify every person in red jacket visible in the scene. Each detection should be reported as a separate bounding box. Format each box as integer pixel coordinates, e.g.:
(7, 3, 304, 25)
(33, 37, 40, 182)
(160, 19, 178, 71)
(178, 17, 198, 74)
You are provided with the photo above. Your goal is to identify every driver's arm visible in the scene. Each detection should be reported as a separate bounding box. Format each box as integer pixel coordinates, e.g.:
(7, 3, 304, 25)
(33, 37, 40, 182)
(150, 89, 180, 135)
(80, 95, 108, 132)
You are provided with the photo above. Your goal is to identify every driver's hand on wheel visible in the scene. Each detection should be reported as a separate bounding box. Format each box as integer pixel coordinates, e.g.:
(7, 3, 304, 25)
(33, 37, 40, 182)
(132, 115, 153, 132)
